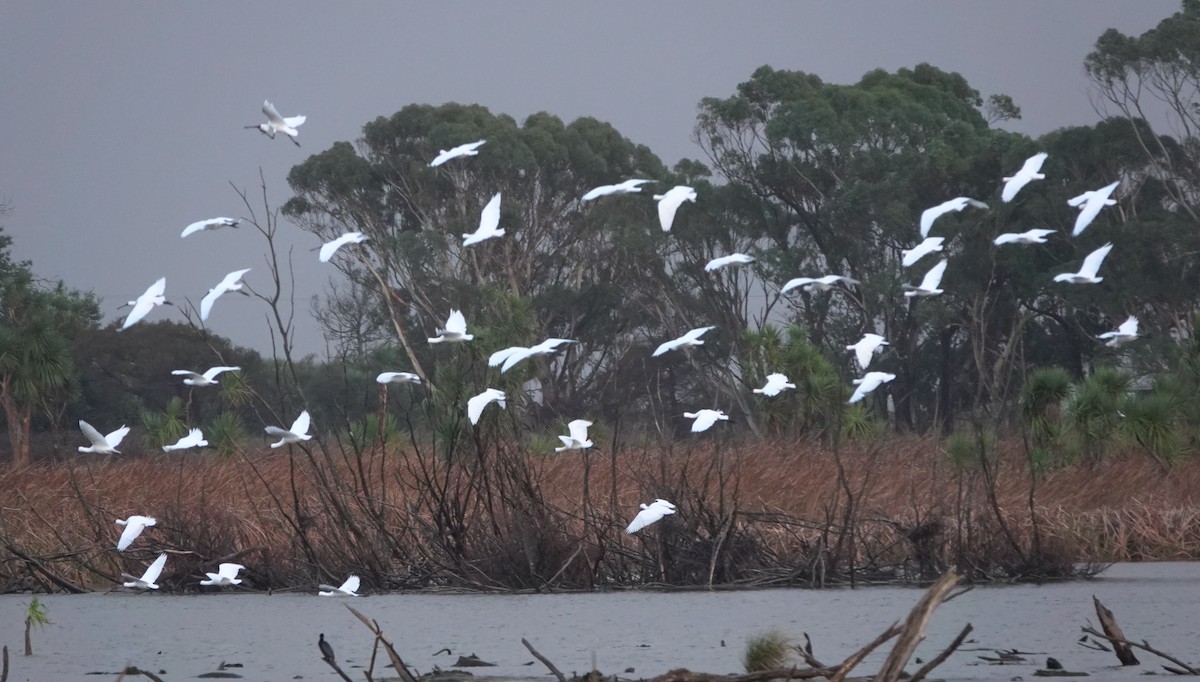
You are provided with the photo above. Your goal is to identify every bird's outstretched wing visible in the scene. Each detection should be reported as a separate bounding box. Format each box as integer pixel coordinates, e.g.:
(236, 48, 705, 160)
(79, 420, 109, 449)
(141, 552, 168, 584)
(290, 410, 311, 436)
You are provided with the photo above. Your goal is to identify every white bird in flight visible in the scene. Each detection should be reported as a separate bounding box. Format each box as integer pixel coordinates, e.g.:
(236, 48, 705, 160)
(1001, 152, 1048, 202)
(115, 515, 156, 551)
(994, 229, 1055, 246)
(1098, 316, 1139, 348)
(376, 371, 421, 385)
(704, 253, 755, 272)
(429, 140, 486, 167)
(920, 197, 988, 238)
(1068, 181, 1120, 236)
(200, 268, 251, 321)
(489, 338, 577, 373)
(753, 373, 796, 397)
(781, 275, 860, 294)
(582, 179, 652, 202)
(1053, 243, 1114, 284)
(200, 563, 245, 587)
(654, 185, 697, 232)
(121, 277, 170, 329)
(163, 428, 208, 453)
(428, 309, 474, 344)
(319, 232, 369, 263)
(265, 410, 312, 448)
(123, 552, 168, 590)
(903, 259, 948, 298)
(555, 419, 594, 452)
(653, 326, 715, 357)
(78, 420, 130, 454)
(463, 193, 505, 246)
(901, 237, 944, 268)
(684, 409, 729, 433)
(846, 333, 889, 370)
(849, 372, 896, 404)
(626, 498, 676, 534)
(318, 574, 361, 597)
(248, 100, 306, 147)
(172, 366, 240, 387)
(181, 217, 239, 239)
(467, 388, 506, 425)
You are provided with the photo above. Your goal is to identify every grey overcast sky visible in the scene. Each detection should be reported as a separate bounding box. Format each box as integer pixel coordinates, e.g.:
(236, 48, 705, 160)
(0, 1, 1178, 357)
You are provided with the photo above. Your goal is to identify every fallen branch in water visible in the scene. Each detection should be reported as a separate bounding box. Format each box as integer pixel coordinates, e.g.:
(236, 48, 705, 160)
(2, 645, 8, 682)
(1080, 626, 1197, 675)
(872, 568, 963, 682)
(522, 638, 567, 682)
(907, 623, 974, 682)
(345, 604, 419, 682)
(1091, 597, 1138, 666)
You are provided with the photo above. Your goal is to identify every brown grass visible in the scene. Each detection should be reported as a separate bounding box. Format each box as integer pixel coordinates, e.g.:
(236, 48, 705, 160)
(0, 435, 1196, 593)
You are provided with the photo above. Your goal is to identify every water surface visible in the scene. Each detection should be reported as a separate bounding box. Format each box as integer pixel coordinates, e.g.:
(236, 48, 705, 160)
(2, 563, 1197, 682)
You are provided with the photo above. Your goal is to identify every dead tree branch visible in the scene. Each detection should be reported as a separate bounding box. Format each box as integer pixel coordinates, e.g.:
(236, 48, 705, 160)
(522, 637, 567, 682)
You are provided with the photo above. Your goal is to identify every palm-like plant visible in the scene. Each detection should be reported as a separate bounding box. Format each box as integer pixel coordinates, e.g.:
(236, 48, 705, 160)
(1021, 367, 1072, 458)
(24, 596, 49, 656)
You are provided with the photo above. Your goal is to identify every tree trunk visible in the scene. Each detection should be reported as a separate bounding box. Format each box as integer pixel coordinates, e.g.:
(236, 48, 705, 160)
(1, 385, 31, 468)
(23, 617, 31, 656)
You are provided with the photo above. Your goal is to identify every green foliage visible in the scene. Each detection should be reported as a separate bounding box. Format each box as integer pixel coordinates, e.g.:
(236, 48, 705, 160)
(944, 429, 989, 471)
(1119, 389, 1183, 463)
(207, 411, 246, 458)
(346, 412, 402, 452)
(742, 630, 791, 672)
(25, 597, 49, 629)
(1067, 369, 1132, 462)
(140, 396, 187, 451)
(1022, 367, 1071, 453)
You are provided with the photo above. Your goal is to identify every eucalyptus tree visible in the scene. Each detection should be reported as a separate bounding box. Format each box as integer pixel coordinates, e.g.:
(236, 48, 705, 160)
(284, 104, 676, 425)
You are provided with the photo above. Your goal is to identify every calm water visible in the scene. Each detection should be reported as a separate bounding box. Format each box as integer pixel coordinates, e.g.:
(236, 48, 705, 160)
(2, 563, 1198, 682)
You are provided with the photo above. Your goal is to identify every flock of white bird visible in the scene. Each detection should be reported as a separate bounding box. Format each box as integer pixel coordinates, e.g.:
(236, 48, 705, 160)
(92, 102, 1133, 592)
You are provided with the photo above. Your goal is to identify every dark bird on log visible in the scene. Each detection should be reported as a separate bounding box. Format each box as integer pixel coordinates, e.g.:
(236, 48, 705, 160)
(319, 633, 335, 662)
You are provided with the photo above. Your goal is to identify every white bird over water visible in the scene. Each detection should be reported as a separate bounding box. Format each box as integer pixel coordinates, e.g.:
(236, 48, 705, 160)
(1001, 152, 1048, 202)
(555, 419, 594, 452)
(903, 259, 948, 298)
(172, 366, 240, 387)
(781, 275, 859, 294)
(753, 373, 796, 397)
(1068, 181, 1120, 236)
(265, 410, 312, 448)
(121, 277, 170, 329)
(654, 185, 697, 232)
(901, 237, 944, 268)
(123, 552, 168, 590)
(1053, 243, 1114, 284)
(994, 229, 1055, 246)
(318, 574, 361, 597)
(78, 420, 130, 454)
(428, 309, 473, 344)
(376, 371, 421, 385)
(163, 428, 208, 453)
(181, 217, 239, 239)
(247, 100, 306, 147)
(684, 409, 729, 433)
(920, 197, 988, 237)
(319, 232, 369, 263)
(115, 515, 156, 551)
(704, 253, 755, 272)
(200, 563, 245, 587)
(1098, 316, 1139, 348)
(489, 338, 577, 373)
(429, 140, 485, 167)
(467, 388, 506, 425)
(582, 178, 652, 202)
(652, 326, 715, 357)
(463, 193, 505, 246)
(846, 333, 889, 370)
(626, 498, 676, 534)
(200, 268, 251, 321)
(849, 372, 896, 404)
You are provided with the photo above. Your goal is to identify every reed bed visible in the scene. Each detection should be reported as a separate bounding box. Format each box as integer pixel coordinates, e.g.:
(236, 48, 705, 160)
(0, 435, 1196, 593)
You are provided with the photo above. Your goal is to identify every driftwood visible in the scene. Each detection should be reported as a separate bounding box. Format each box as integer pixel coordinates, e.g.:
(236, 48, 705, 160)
(3, 541, 86, 593)
(1092, 597, 1138, 665)
(2, 645, 7, 682)
(651, 569, 966, 682)
(522, 638, 567, 682)
(1080, 626, 1198, 675)
(345, 604, 420, 682)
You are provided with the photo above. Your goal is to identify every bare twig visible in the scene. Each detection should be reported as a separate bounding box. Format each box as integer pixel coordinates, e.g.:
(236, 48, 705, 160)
(345, 605, 419, 682)
(831, 623, 902, 682)
(908, 623, 974, 682)
(522, 638, 567, 682)
(872, 568, 962, 682)
(2, 645, 8, 682)
(319, 655, 354, 682)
